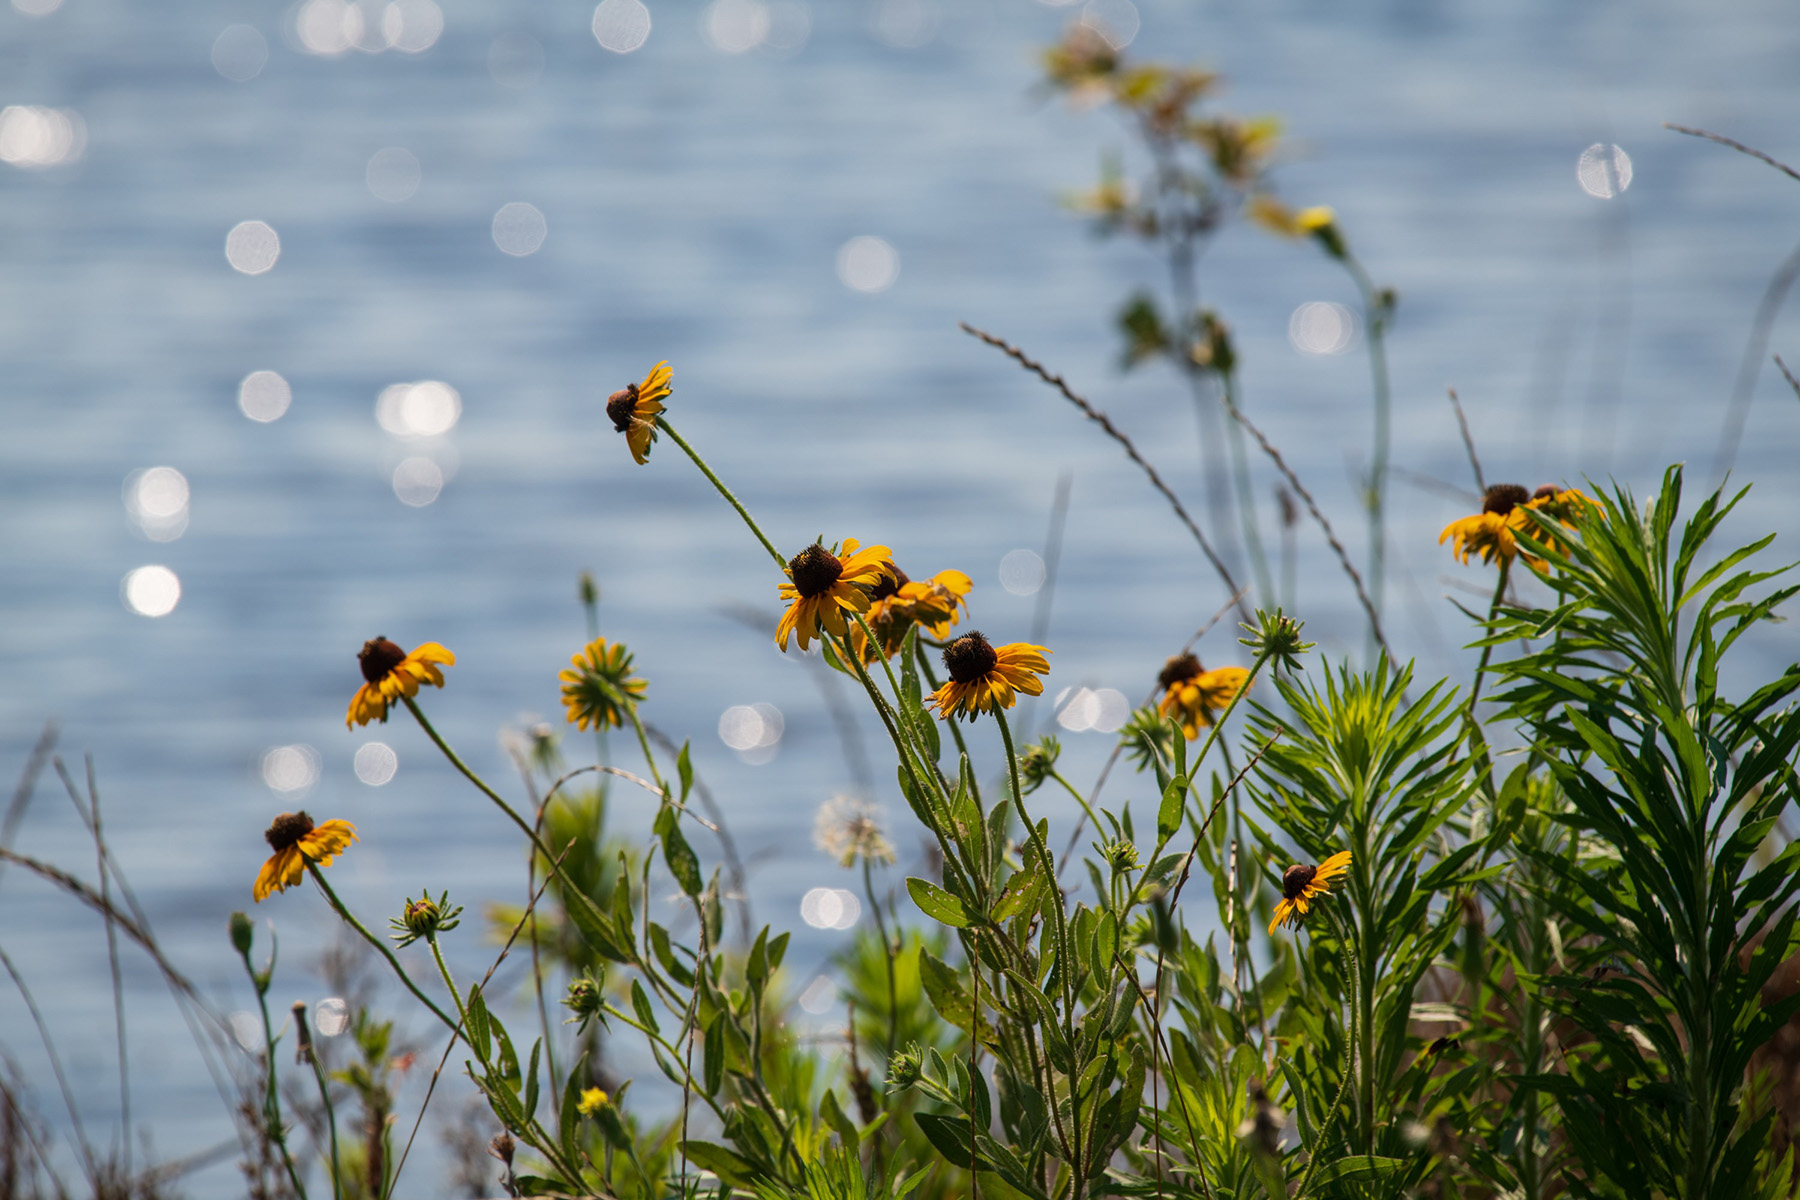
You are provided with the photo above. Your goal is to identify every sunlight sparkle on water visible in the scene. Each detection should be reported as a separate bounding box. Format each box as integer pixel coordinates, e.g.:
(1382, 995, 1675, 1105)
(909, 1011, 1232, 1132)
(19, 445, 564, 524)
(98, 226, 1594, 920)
(719, 703, 783, 763)
(800, 887, 861, 930)
(124, 466, 190, 542)
(798, 975, 838, 1014)
(376, 380, 461, 437)
(226, 221, 280, 275)
(1577, 143, 1632, 199)
(354, 742, 398, 785)
(367, 147, 420, 203)
(313, 998, 349, 1036)
(122, 566, 181, 617)
(492, 202, 547, 256)
(211, 25, 269, 81)
(1080, 0, 1139, 50)
(392, 457, 445, 506)
(0, 106, 86, 170)
(836, 235, 899, 293)
(1288, 301, 1358, 356)
(290, 0, 442, 55)
(592, 0, 651, 53)
(11, 0, 61, 14)
(239, 371, 292, 422)
(1055, 686, 1130, 733)
(703, 0, 771, 54)
(261, 744, 320, 794)
(998, 547, 1045, 596)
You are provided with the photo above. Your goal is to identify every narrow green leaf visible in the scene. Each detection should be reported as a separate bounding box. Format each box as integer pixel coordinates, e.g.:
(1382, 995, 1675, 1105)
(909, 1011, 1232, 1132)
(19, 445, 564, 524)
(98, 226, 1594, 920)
(820, 1087, 859, 1147)
(662, 818, 703, 896)
(630, 978, 658, 1036)
(907, 876, 974, 927)
(1157, 774, 1187, 842)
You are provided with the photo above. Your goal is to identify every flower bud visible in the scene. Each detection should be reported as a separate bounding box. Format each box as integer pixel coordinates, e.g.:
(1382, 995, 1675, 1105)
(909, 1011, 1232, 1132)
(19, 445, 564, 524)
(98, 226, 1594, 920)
(229, 911, 255, 957)
(1018, 736, 1060, 795)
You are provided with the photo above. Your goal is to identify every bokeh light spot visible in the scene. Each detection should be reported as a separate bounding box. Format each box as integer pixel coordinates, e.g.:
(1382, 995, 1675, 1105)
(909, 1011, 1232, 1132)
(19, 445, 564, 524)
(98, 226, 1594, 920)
(592, 0, 651, 53)
(12, 0, 63, 13)
(313, 997, 350, 1036)
(354, 741, 398, 786)
(703, 0, 770, 53)
(1577, 143, 1632, 199)
(1079, 0, 1138, 49)
(366, 147, 420, 203)
(239, 370, 293, 422)
(718, 703, 784, 763)
(836, 235, 899, 293)
(212, 25, 270, 81)
(392, 457, 445, 506)
(226, 221, 281, 275)
(0, 106, 85, 169)
(261, 744, 321, 794)
(492, 202, 547, 256)
(122, 566, 181, 617)
(124, 467, 191, 542)
(798, 975, 838, 1014)
(800, 887, 861, 930)
(384, 0, 443, 53)
(1054, 687, 1130, 733)
(376, 380, 462, 437)
(998, 548, 1046, 596)
(1288, 301, 1358, 356)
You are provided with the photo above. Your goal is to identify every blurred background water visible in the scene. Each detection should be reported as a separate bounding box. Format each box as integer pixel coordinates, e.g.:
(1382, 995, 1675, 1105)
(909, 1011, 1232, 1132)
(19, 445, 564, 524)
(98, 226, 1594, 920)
(3, 0, 1799, 1192)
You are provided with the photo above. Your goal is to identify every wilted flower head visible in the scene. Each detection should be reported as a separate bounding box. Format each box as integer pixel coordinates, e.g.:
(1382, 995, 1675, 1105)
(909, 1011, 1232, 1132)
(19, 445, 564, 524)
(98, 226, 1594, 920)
(813, 795, 896, 868)
(559, 638, 648, 731)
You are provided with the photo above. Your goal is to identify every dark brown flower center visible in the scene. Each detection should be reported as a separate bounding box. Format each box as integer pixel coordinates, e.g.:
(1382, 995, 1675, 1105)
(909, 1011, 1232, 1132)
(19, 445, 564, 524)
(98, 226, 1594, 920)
(1482, 483, 1531, 516)
(606, 383, 640, 432)
(788, 544, 843, 598)
(868, 566, 912, 603)
(1281, 863, 1317, 900)
(1532, 485, 1558, 500)
(359, 637, 407, 683)
(943, 631, 998, 684)
(266, 811, 316, 853)
(1158, 653, 1202, 690)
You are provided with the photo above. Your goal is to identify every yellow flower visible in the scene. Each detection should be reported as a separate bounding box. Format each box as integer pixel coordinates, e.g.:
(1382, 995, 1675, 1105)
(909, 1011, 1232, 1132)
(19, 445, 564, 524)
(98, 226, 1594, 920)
(606, 361, 671, 465)
(1268, 850, 1352, 934)
(775, 538, 896, 653)
(577, 1087, 609, 1117)
(254, 811, 358, 902)
(847, 566, 973, 662)
(1155, 654, 1250, 739)
(928, 631, 1052, 722)
(559, 638, 648, 731)
(1440, 483, 1594, 573)
(346, 638, 455, 728)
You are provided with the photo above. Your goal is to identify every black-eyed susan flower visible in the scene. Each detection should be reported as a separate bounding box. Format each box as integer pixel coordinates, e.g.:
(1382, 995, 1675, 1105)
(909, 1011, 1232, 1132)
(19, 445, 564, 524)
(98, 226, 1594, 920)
(346, 637, 455, 728)
(1155, 653, 1251, 739)
(775, 538, 896, 653)
(1441, 483, 1594, 572)
(254, 811, 358, 902)
(559, 637, 647, 731)
(928, 631, 1051, 722)
(606, 361, 671, 466)
(1268, 850, 1352, 934)
(847, 566, 973, 662)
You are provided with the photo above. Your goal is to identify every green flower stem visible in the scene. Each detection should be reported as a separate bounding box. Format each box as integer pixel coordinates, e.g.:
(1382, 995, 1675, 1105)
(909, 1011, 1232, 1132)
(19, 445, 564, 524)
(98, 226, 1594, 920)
(911, 639, 977, 797)
(851, 613, 958, 802)
(1297, 904, 1361, 1199)
(295, 1005, 344, 1200)
(1220, 368, 1276, 607)
(1047, 770, 1106, 840)
(599, 1002, 730, 1125)
(1466, 559, 1511, 719)
(654, 416, 785, 569)
(401, 696, 566, 874)
(238, 950, 308, 1200)
(1344, 253, 1393, 632)
(306, 864, 461, 1036)
(994, 709, 1083, 1188)
(425, 938, 469, 1029)
(622, 706, 669, 804)
(863, 856, 901, 1064)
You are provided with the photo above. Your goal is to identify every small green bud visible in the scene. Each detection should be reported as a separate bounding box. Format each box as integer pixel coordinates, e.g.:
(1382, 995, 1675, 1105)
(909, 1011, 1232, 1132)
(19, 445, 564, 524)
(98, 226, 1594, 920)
(229, 911, 255, 957)
(1100, 838, 1139, 872)
(1018, 736, 1061, 795)
(1239, 607, 1313, 672)
(563, 974, 605, 1031)
(885, 1045, 924, 1092)
(578, 571, 600, 608)
(388, 889, 462, 948)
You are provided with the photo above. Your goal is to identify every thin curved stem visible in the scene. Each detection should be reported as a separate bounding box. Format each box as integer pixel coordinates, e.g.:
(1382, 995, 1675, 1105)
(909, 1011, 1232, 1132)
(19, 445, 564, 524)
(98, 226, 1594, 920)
(401, 697, 565, 872)
(306, 865, 461, 1036)
(655, 416, 785, 569)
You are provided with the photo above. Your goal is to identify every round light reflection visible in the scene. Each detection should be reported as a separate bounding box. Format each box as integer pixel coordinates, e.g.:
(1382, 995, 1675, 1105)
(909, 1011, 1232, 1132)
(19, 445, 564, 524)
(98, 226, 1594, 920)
(1577, 143, 1632, 199)
(1054, 687, 1131, 733)
(122, 566, 181, 617)
(354, 741, 398, 785)
(375, 380, 462, 436)
(797, 974, 838, 1014)
(1288, 301, 1358, 356)
(800, 886, 861, 930)
(0, 106, 86, 169)
(212, 25, 270, 81)
(1079, 0, 1138, 49)
(492, 202, 547, 256)
(592, 0, 651, 53)
(124, 466, 191, 542)
(703, 0, 770, 53)
(262, 744, 321, 794)
(366, 147, 420, 203)
(718, 703, 784, 761)
(239, 370, 292, 422)
(313, 997, 350, 1037)
(836, 235, 899, 293)
(998, 548, 1046, 596)
(393, 457, 445, 506)
(226, 221, 281, 275)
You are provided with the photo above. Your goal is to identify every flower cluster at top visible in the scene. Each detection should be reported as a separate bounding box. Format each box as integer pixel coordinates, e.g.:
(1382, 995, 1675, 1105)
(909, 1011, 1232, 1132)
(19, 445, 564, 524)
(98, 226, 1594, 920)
(1440, 483, 1592, 572)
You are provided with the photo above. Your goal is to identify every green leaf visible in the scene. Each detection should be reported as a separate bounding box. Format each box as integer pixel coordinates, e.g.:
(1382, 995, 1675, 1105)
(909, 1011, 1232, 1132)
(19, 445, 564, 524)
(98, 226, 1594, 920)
(561, 884, 635, 964)
(513, 1176, 575, 1196)
(681, 1140, 761, 1187)
(907, 876, 975, 927)
(703, 1014, 725, 1096)
(1156, 773, 1188, 843)
(992, 857, 1044, 923)
(913, 1112, 975, 1169)
(465, 983, 492, 1062)
(661, 818, 703, 896)
(677, 741, 694, 803)
(820, 1087, 859, 1147)
(1308, 1156, 1408, 1184)
(919, 946, 975, 1031)
(747, 925, 771, 994)
(523, 1038, 541, 1119)
(630, 978, 658, 1036)
(648, 922, 695, 988)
